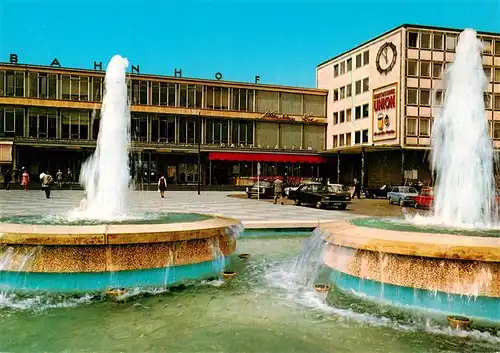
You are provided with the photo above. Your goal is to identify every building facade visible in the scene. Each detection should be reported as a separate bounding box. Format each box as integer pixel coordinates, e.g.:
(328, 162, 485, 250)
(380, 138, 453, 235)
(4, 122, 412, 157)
(0, 61, 328, 187)
(317, 24, 500, 187)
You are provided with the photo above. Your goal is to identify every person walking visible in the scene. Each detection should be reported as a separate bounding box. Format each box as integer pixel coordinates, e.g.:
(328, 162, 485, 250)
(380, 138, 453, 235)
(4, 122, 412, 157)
(158, 174, 167, 198)
(21, 169, 30, 191)
(3, 169, 11, 190)
(273, 177, 284, 205)
(56, 169, 63, 189)
(41, 171, 53, 198)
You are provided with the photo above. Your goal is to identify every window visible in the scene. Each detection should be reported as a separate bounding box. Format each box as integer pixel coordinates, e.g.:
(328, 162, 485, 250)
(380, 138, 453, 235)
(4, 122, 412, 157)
(484, 94, 491, 109)
(419, 119, 430, 136)
(151, 115, 176, 143)
(206, 119, 229, 144)
(495, 40, 500, 55)
(333, 112, 338, 124)
(363, 50, 369, 65)
(355, 106, 361, 119)
(156, 83, 176, 107)
(494, 122, 500, 139)
(340, 86, 345, 99)
(432, 62, 443, 78)
(354, 131, 361, 144)
(346, 132, 351, 145)
(346, 108, 352, 122)
(407, 60, 418, 76)
(421, 33, 431, 49)
(131, 80, 148, 104)
(232, 88, 254, 112)
(92, 77, 103, 102)
(420, 89, 431, 106)
(231, 120, 254, 145)
(420, 61, 431, 77)
(178, 84, 202, 108)
(406, 118, 417, 136)
(494, 94, 500, 110)
(362, 78, 369, 92)
(339, 110, 345, 123)
(333, 89, 339, 101)
(333, 64, 339, 77)
(483, 39, 492, 54)
(362, 129, 369, 143)
(484, 67, 492, 82)
(347, 58, 352, 71)
(435, 90, 444, 105)
(356, 54, 362, 68)
(28, 108, 57, 139)
(339, 134, 345, 147)
(355, 80, 361, 95)
(407, 89, 418, 105)
(362, 104, 369, 118)
(131, 114, 148, 141)
(0, 107, 24, 138)
(333, 135, 338, 147)
(346, 84, 352, 98)
(61, 110, 90, 140)
(5, 71, 24, 97)
(339, 62, 346, 75)
(446, 35, 456, 51)
(179, 118, 200, 143)
(494, 68, 500, 83)
(433, 33, 444, 50)
(408, 32, 419, 48)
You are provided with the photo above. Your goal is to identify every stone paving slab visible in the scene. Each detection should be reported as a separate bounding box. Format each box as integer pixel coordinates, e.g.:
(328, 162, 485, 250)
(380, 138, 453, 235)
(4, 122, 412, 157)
(0, 190, 355, 228)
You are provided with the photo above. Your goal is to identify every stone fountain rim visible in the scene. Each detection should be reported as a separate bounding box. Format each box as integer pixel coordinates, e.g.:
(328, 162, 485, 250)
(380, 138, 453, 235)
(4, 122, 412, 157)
(321, 220, 500, 262)
(0, 215, 241, 246)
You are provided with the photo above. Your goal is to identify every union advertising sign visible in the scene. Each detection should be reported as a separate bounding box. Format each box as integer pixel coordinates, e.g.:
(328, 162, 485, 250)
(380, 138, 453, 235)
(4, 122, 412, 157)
(372, 82, 398, 142)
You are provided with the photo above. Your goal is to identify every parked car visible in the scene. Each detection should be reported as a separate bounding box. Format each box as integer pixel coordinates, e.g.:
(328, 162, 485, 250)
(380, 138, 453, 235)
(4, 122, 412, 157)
(246, 181, 275, 199)
(387, 186, 419, 206)
(364, 184, 391, 199)
(292, 184, 351, 209)
(285, 181, 321, 198)
(413, 187, 434, 209)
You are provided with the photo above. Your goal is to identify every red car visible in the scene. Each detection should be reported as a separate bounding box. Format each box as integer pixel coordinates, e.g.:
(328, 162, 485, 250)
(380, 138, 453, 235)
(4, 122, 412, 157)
(413, 187, 434, 209)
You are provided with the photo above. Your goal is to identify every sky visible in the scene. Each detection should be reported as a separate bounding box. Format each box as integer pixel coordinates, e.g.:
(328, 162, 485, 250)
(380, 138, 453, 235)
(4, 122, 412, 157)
(0, 0, 499, 88)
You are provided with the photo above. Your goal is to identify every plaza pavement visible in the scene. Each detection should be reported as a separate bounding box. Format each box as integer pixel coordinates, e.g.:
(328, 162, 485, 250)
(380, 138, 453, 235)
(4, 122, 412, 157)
(0, 190, 358, 228)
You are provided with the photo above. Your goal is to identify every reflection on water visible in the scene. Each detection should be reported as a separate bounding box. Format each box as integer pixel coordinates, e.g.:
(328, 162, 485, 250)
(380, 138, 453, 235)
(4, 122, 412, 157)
(1, 237, 499, 352)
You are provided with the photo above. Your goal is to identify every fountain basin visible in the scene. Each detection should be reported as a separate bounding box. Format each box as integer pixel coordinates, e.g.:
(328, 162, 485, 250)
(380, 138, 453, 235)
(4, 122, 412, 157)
(321, 219, 500, 323)
(0, 214, 241, 293)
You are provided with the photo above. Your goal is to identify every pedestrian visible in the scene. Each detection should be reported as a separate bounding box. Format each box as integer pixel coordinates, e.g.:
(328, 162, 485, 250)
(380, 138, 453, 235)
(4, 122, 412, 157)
(79, 192, 88, 211)
(158, 174, 167, 198)
(3, 169, 11, 190)
(273, 177, 284, 205)
(21, 169, 30, 191)
(56, 169, 63, 189)
(41, 171, 53, 198)
(354, 178, 361, 199)
(39, 171, 46, 190)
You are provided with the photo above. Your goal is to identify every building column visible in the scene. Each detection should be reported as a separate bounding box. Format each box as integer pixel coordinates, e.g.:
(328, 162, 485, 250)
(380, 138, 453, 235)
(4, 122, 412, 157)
(209, 160, 212, 185)
(148, 151, 152, 185)
(401, 150, 405, 184)
(336, 151, 341, 184)
(361, 147, 366, 188)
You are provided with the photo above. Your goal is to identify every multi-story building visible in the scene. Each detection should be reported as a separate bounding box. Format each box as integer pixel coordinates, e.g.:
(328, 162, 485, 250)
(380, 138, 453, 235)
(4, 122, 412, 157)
(0, 60, 328, 186)
(317, 24, 500, 187)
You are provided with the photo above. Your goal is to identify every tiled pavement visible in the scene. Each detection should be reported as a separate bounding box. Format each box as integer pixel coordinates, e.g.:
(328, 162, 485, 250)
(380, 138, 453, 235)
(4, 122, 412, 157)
(0, 190, 356, 227)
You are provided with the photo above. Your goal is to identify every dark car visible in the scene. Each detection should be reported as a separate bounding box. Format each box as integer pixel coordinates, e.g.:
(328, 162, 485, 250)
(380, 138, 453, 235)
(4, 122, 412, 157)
(286, 181, 322, 200)
(246, 181, 275, 199)
(292, 184, 351, 209)
(364, 184, 391, 199)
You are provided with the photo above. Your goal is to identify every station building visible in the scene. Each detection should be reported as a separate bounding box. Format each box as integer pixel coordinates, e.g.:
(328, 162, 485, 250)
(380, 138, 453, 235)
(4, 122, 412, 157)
(0, 59, 327, 187)
(317, 24, 500, 187)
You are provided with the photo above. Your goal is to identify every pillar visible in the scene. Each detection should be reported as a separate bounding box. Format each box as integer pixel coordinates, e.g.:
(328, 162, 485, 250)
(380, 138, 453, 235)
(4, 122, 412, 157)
(336, 151, 341, 183)
(401, 150, 405, 184)
(148, 151, 152, 185)
(361, 147, 366, 188)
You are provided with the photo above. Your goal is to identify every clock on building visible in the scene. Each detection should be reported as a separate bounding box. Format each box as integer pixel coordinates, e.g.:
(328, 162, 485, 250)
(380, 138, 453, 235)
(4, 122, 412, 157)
(376, 42, 397, 74)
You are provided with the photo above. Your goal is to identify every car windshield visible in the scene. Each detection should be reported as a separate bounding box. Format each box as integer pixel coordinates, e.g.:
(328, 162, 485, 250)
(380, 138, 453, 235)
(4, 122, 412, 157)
(399, 187, 417, 193)
(328, 184, 349, 193)
(310, 185, 347, 193)
(253, 182, 272, 187)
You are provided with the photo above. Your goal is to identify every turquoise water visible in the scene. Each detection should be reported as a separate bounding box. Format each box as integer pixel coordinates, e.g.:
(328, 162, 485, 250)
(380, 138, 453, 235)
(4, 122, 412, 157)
(352, 217, 500, 237)
(1, 235, 499, 352)
(0, 212, 212, 226)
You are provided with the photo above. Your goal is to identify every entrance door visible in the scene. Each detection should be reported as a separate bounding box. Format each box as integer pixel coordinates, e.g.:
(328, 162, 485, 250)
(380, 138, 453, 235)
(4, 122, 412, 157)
(179, 163, 199, 184)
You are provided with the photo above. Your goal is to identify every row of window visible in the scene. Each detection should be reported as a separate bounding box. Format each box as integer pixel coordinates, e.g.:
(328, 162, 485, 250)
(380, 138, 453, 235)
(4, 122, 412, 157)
(333, 50, 370, 78)
(0, 70, 327, 117)
(332, 104, 369, 125)
(333, 77, 369, 102)
(407, 60, 500, 82)
(407, 31, 500, 55)
(332, 129, 369, 147)
(406, 118, 431, 137)
(407, 88, 500, 109)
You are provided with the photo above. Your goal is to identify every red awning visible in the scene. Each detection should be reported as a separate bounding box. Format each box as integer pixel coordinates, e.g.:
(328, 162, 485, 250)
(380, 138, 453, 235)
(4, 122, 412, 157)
(208, 152, 327, 164)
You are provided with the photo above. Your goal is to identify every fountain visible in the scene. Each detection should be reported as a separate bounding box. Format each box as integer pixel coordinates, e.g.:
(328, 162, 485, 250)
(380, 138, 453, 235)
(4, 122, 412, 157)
(319, 29, 500, 324)
(0, 55, 241, 294)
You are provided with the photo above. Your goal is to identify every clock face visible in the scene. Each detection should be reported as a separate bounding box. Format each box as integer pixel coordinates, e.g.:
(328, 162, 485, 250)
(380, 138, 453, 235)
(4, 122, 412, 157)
(376, 42, 397, 74)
